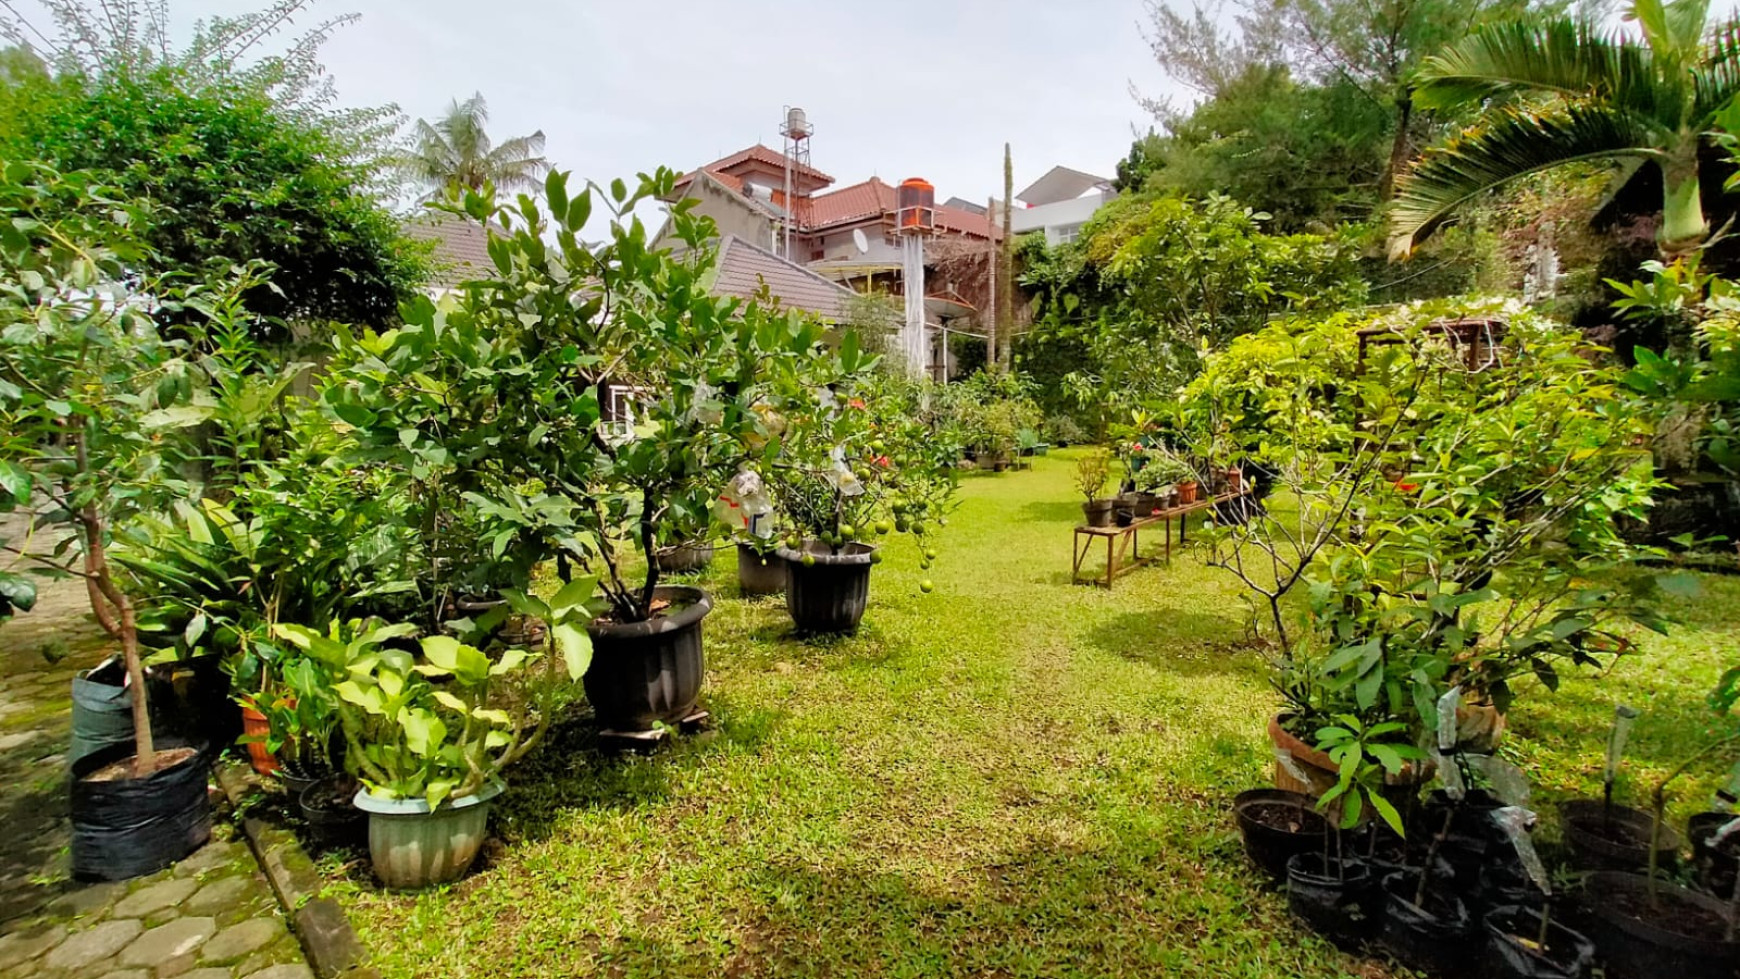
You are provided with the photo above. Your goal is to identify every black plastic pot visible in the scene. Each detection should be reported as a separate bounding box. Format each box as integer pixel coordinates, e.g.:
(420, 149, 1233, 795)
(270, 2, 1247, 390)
(584, 585, 711, 732)
(278, 757, 330, 801)
(736, 543, 786, 597)
(1689, 811, 1740, 899)
(654, 543, 715, 574)
(299, 776, 365, 851)
(1082, 499, 1113, 528)
(1233, 788, 1327, 880)
(70, 739, 211, 881)
(1483, 905, 1596, 979)
(777, 541, 875, 635)
(146, 654, 238, 754)
(1559, 800, 1681, 873)
(1382, 870, 1475, 977)
(1286, 853, 1378, 944)
(1583, 870, 1740, 979)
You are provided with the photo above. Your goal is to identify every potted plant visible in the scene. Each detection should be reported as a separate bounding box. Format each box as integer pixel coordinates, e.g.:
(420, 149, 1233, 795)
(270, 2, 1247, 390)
(768, 372, 957, 634)
(1076, 450, 1114, 527)
(276, 597, 592, 888)
(718, 470, 785, 596)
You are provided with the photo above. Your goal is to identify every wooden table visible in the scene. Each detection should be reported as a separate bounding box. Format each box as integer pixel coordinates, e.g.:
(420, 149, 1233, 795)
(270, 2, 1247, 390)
(1070, 490, 1251, 589)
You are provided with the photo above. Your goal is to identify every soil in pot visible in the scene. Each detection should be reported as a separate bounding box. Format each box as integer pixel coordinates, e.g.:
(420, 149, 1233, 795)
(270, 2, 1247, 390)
(778, 541, 876, 635)
(1082, 499, 1114, 528)
(71, 739, 211, 881)
(300, 775, 365, 851)
(1559, 800, 1681, 873)
(737, 543, 785, 597)
(1381, 869, 1475, 977)
(1287, 852, 1378, 945)
(1483, 905, 1596, 979)
(1234, 788, 1328, 880)
(1689, 811, 1740, 898)
(1583, 870, 1740, 979)
(584, 585, 712, 732)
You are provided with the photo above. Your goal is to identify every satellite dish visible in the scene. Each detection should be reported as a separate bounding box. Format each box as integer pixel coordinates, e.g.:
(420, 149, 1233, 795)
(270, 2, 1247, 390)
(852, 228, 869, 255)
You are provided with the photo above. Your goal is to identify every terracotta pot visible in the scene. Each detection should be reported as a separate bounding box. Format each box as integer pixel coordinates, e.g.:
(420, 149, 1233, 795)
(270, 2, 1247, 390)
(1225, 468, 1243, 493)
(1177, 480, 1199, 505)
(240, 704, 279, 776)
(1269, 713, 1430, 798)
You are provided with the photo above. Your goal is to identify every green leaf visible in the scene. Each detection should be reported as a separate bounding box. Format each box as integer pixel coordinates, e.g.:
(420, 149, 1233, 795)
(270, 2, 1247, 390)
(424, 778, 457, 812)
(183, 613, 208, 647)
(0, 461, 32, 504)
(1370, 793, 1406, 838)
(432, 690, 470, 715)
(553, 622, 592, 680)
(141, 404, 214, 429)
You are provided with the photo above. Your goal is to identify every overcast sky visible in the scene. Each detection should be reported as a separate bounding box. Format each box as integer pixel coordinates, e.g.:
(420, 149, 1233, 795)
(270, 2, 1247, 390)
(116, 0, 1177, 206)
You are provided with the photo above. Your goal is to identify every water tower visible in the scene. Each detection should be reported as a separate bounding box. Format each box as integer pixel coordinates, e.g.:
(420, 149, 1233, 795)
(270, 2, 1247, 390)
(779, 106, 813, 259)
(895, 178, 934, 378)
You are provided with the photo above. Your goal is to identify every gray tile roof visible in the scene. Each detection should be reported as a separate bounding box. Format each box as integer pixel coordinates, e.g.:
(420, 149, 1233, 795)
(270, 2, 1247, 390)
(711, 235, 857, 323)
(404, 217, 492, 291)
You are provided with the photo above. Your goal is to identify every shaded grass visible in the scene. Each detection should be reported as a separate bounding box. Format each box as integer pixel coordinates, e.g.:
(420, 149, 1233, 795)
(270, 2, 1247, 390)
(331, 448, 1739, 978)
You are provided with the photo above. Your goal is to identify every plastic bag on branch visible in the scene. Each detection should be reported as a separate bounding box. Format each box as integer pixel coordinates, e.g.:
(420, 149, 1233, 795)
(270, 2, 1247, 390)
(717, 469, 775, 539)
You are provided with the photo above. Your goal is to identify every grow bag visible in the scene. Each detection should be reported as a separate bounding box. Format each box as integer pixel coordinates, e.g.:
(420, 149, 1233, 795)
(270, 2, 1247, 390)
(355, 781, 501, 889)
(1583, 870, 1740, 979)
(1233, 788, 1326, 880)
(736, 543, 786, 596)
(1559, 800, 1681, 873)
(1286, 853, 1378, 944)
(69, 657, 137, 765)
(1381, 870, 1474, 977)
(584, 586, 711, 732)
(778, 542, 875, 635)
(1689, 811, 1740, 898)
(1483, 905, 1596, 979)
(70, 739, 211, 881)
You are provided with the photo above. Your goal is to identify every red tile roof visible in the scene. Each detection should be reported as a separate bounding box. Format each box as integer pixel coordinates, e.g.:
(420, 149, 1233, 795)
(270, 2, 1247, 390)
(675, 144, 834, 191)
(800, 178, 999, 239)
(712, 235, 856, 322)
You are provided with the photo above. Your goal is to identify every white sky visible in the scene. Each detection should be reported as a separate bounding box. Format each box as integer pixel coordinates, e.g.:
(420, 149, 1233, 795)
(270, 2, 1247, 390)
(89, 0, 1179, 206)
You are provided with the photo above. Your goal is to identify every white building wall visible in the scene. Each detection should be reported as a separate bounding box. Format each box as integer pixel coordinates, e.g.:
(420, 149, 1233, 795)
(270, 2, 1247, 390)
(1012, 191, 1112, 246)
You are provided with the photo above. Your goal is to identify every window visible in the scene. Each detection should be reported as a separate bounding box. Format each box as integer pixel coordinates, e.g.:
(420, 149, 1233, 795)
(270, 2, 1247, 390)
(601, 383, 648, 443)
(1051, 223, 1083, 245)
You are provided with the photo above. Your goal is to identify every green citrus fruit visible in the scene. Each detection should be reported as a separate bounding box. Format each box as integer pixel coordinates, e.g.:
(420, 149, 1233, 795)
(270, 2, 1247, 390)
(838, 523, 855, 540)
(875, 520, 892, 535)
(869, 551, 883, 564)
(910, 522, 926, 535)
(919, 580, 934, 593)
(925, 548, 938, 561)
(895, 519, 909, 533)
(802, 554, 817, 567)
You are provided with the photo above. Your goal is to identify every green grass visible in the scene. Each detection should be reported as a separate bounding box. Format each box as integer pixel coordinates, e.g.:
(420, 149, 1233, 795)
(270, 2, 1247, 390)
(331, 448, 1740, 978)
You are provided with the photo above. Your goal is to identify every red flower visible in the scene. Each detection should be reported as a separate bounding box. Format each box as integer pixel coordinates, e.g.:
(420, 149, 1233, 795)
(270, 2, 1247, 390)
(875, 455, 891, 468)
(848, 398, 866, 410)
(1393, 480, 1419, 493)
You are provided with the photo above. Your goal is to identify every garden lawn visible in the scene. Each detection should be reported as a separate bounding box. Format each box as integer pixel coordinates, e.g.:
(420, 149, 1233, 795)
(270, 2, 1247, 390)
(331, 448, 1740, 979)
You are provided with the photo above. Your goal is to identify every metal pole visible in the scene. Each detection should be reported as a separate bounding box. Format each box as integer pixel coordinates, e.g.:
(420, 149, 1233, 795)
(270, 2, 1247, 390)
(902, 234, 926, 379)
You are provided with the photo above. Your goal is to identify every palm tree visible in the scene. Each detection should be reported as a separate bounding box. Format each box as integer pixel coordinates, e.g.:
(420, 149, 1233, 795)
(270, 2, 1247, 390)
(1389, 0, 1740, 260)
(402, 92, 548, 201)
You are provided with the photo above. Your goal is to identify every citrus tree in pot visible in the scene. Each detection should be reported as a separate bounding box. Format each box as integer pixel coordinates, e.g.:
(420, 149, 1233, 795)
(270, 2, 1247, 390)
(1076, 449, 1114, 527)
(769, 371, 958, 634)
(0, 163, 219, 880)
(1184, 300, 1671, 800)
(323, 170, 840, 733)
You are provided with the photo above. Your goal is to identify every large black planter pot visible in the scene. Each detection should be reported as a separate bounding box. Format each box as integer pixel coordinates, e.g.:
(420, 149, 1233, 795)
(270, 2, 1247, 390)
(654, 543, 715, 574)
(777, 541, 875, 635)
(1381, 870, 1475, 977)
(584, 586, 712, 732)
(737, 543, 786, 597)
(1286, 853, 1378, 945)
(70, 739, 212, 881)
(1559, 800, 1681, 873)
(1583, 871, 1740, 979)
(1483, 905, 1596, 979)
(146, 654, 239, 755)
(1232, 788, 1327, 880)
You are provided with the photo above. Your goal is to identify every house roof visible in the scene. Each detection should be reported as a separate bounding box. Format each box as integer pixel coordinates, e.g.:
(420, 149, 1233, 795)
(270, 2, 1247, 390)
(404, 216, 492, 290)
(673, 144, 835, 196)
(803, 178, 999, 239)
(1016, 165, 1112, 206)
(711, 234, 857, 323)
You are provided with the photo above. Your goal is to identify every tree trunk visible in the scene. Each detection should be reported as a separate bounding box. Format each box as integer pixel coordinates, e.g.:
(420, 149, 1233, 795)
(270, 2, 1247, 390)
(986, 195, 998, 374)
(1000, 143, 1015, 370)
(1379, 91, 1414, 201)
(1659, 140, 1708, 259)
(81, 505, 154, 777)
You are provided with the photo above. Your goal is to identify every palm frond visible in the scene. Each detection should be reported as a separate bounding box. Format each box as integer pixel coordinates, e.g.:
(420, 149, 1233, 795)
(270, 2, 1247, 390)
(1694, 17, 1740, 120)
(1390, 103, 1664, 258)
(1415, 17, 1661, 114)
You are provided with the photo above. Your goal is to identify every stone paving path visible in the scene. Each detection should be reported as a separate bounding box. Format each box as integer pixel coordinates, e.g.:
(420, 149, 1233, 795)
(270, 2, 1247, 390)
(0, 579, 313, 979)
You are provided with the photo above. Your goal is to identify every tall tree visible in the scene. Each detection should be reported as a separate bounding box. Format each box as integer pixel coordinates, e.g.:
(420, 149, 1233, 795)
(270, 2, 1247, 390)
(1390, 0, 1740, 260)
(402, 92, 547, 200)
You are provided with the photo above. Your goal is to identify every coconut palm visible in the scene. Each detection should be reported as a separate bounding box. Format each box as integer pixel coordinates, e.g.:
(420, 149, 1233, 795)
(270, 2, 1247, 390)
(402, 92, 548, 201)
(1389, 0, 1740, 260)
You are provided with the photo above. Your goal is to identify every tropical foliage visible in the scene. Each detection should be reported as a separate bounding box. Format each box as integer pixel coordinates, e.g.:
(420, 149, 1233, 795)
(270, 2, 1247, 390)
(401, 92, 548, 201)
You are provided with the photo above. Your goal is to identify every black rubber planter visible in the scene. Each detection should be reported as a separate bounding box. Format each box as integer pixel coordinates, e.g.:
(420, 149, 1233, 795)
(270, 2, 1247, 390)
(1082, 499, 1113, 528)
(1286, 853, 1378, 944)
(736, 543, 786, 597)
(1483, 905, 1596, 979)
(1233, 788, 1327, 880)
(1583, 871, 1740, 979)
(300, 776, 365, 851)
(1689, 811, 1740, 898)
(654, 543, 715, 574)
(1381, 870, 1474, 977)
(777, 541, 875, 635)
(70, 739, 211, 881)
(584, 586, 712, 732)
(1559, 800, 1681, 873)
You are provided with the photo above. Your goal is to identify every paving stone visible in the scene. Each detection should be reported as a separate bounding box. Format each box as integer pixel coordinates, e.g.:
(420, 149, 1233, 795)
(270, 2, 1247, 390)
(183, 877, 251, 917)
(0, 922, 66, 962)
(143, 905, 184, 928)
(119, 917, 215, 967)
(46, 881, 125, 920)
(111, 878, 199, 919)
(173, 843, 243, 879)
(0, 730, 41, 750)
(240, 966, 313, 979)
(175, 971, 232, 979)
(93, 970, 149, 979)
(199, 919, 277, 964)
(42, 918, 143, 972)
